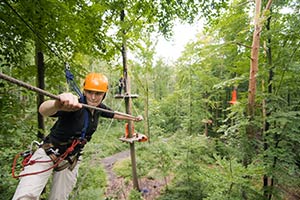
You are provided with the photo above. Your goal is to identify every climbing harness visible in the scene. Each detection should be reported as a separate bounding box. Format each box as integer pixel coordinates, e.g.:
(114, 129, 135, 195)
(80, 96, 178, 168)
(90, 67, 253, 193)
(12, 139, 84, 178)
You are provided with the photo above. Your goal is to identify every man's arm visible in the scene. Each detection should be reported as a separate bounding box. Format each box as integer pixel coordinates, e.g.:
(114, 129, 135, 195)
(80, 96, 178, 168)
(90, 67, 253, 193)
(113, 113, 143, 122)
(39, 93, 82, 117)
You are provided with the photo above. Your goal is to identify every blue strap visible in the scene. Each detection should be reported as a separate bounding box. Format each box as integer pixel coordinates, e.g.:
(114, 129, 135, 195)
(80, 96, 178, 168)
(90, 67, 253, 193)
(81, 109, 89, 139)
(65, 63, 88, 139)
(65, 63, 83, 98)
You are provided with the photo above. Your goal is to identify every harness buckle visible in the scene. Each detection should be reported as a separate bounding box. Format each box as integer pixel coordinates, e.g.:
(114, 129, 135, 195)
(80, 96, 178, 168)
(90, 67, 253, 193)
(46, 147, 60, 156)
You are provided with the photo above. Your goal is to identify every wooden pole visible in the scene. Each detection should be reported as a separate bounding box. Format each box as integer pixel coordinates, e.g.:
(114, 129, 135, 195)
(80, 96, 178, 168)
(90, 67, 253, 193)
(120, 9, 140, 190)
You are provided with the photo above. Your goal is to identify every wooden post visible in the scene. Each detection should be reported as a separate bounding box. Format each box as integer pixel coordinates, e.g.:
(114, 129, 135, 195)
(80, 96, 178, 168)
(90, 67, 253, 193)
(120, 9, 140, 191)
(35, 39, 45, 140)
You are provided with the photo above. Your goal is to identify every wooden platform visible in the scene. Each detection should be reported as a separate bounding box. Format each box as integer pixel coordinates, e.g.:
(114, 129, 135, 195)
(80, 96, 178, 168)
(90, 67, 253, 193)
(119, 133, 148, 143)
(114, 94, 139, 99)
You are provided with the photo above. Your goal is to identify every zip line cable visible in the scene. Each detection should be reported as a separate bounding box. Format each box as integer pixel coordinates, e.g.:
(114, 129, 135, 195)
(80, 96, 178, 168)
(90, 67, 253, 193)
(0, 73, 138, 119)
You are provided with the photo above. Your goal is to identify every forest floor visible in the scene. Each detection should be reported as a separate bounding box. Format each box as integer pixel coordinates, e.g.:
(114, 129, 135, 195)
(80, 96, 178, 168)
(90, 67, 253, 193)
(100, 150, 169, 200)
(100, 150, 300, 200)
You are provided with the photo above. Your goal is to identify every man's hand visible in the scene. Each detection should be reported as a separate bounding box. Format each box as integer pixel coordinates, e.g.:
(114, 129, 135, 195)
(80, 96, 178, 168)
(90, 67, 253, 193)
(55, 93, 82, 111)
(134, 115, 144, 122)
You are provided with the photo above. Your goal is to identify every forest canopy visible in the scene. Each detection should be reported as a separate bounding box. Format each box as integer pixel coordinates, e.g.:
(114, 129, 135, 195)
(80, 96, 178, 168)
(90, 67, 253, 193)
(1, 0, 300, 199)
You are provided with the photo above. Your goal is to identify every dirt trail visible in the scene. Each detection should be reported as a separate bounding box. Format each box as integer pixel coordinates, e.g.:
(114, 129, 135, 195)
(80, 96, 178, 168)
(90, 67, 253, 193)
(100, 150, 169, 200)
(101, 150, 130, 183)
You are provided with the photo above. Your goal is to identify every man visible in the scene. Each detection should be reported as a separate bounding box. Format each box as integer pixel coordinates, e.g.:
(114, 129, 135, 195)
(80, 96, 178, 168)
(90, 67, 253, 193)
(118, 76, 125, 95)
(12, 72, 143, 200)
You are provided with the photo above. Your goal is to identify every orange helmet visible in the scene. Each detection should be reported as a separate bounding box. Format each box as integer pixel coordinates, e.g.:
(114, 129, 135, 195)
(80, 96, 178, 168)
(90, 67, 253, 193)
(83, 73, 108, 92)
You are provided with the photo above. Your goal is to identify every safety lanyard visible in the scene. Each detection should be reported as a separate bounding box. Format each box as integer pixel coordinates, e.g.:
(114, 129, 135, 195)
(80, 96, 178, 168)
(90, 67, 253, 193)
(65, 63, 89, 139)
(65, 63, 82, 97)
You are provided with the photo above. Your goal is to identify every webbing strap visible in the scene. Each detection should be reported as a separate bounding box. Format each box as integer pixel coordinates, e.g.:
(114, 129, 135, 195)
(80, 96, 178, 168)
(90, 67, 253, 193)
(65, 63, 83, 98)
(65, 63, 89, 139)
(81, 108, 89, 139)
(12, 140, 81, 178)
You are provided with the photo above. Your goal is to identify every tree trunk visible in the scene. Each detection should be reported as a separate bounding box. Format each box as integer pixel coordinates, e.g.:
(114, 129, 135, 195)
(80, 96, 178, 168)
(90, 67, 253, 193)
(263, 12, 275, 199)
(247, 0, 261, 119)
(246, 0, 273, 198)
(120, 9, 140, 191)
(35, 40, 45, 140)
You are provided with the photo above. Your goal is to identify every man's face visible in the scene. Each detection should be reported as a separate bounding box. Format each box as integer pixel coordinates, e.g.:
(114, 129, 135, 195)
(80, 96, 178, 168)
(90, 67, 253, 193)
(84, 90, 105, 107)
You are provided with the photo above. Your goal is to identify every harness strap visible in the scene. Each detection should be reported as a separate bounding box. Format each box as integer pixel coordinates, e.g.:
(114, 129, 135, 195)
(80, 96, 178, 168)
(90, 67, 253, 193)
(81, 108, 89, 139)
(51, 154, 79, 171)
(12, 139, 81, 178)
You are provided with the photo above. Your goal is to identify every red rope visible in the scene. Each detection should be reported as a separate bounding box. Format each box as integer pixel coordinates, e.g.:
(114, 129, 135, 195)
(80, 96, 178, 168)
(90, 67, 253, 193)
(12, 139, 80, 178)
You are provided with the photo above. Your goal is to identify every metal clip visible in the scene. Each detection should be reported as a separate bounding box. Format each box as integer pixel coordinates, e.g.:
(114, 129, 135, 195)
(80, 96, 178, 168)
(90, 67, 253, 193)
(65, 62, 70, 70)
(21, 150, 32, 157)
(47, 148, 60, 156)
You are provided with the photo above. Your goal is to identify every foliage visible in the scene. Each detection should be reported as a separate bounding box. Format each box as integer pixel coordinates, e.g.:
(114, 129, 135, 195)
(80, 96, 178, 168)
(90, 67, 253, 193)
(262, 108, 300, 197)
(153, 132, 266, 200)
(70, 161, 106, 200)
(114, 157, 132, 180)
(87, 124, 129, 158)
(197, 156, 265, 200)
(0, 78, 38, 199)
(128, 189, 143, 200)
(73, 188, 105, 200)
(1, 0, 300, 199)
(150, 93, 184, 134)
